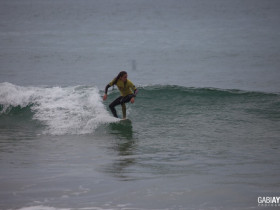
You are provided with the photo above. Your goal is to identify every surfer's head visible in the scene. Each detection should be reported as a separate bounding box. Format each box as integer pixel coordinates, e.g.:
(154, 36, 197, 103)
(119, 71, 128, 82)
(114, 71, 127, 84)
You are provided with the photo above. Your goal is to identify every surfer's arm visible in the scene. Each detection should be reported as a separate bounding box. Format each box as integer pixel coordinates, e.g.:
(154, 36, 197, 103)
(104, 84, 111, 95)
(104, 78, 117, 95)
(103, 84, 111, 101)
(130, 89, 138, 104)
(133, 89, 138, 97)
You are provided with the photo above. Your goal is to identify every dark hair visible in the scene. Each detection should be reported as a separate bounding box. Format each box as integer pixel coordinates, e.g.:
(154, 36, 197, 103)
(113, 71, 127, 85)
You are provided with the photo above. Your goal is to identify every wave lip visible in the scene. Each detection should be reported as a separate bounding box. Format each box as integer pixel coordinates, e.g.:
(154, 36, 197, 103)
(138, 84, 279, 96)
(0, 82, 117, 135)
(0, 82, 36, 114)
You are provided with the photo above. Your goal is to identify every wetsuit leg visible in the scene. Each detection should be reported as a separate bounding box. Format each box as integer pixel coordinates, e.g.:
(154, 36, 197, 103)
(121, 104, 126, 119)
(109, 94, 134, 118)
(109, 96, 122, 118)
(120, 94, 134, 104)
(120, 94, 134, 119)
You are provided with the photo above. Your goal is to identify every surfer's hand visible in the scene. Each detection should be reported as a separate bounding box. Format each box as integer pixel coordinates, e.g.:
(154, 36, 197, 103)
(103, 94, 107, 101)
(130, 97, 135, 104)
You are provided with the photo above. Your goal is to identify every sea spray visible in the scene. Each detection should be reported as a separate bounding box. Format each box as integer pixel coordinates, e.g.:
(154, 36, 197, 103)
(0, 82, 36, 114)
(0, 83, 117, 135)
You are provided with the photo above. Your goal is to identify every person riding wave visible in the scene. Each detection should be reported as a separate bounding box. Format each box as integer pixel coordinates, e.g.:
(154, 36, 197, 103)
(103, 71, 138, 119)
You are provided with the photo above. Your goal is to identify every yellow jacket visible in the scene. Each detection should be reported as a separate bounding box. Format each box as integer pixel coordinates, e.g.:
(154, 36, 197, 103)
(109, 79, 136, 96)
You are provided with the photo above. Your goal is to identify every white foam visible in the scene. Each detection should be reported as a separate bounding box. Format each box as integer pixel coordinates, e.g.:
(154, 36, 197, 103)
(0, 82, 36, 113)
(0, 82, 118, 135)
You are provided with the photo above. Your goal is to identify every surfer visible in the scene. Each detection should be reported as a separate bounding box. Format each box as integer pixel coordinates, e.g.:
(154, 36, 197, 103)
(103, 71, 138, 119)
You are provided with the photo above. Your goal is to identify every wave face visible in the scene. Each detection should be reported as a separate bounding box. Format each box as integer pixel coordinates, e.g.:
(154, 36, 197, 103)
(0, 82, 117, 135)
(134, 85, 280, 120)
(1, 83, 279, 135)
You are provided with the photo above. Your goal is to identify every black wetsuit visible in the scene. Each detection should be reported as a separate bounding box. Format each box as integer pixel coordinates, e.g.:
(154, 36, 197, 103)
(105, 79, 138, 118)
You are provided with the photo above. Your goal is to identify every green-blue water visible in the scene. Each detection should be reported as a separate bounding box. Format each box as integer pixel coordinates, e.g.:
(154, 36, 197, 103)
(1, 83, 280, 209)
(1, 0, 280, 209)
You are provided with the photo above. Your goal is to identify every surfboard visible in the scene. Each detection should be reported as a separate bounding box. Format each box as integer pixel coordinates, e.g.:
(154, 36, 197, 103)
(109, 118, 132, 131)
(120, 119, 132, 123)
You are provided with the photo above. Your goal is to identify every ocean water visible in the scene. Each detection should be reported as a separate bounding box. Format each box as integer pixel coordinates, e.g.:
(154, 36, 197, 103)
(0, 0, 280, 210)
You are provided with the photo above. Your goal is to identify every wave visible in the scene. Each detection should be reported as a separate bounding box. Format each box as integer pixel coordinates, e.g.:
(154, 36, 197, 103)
(138, 84, 279, 97)
(129, 85, 280, 124)
(0, 82, 117, 135)
(1, 83, 279, 135)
